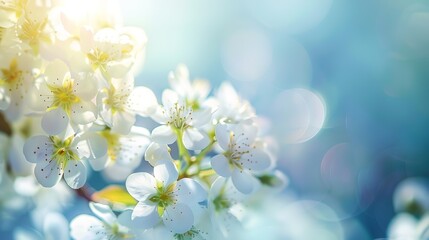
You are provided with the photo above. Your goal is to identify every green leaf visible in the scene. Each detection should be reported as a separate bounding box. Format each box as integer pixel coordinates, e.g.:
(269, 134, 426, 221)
(92, 185, 137, 207)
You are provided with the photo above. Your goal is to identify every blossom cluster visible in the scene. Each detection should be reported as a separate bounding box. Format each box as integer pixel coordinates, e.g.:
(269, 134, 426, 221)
(0, 0, 286, 239)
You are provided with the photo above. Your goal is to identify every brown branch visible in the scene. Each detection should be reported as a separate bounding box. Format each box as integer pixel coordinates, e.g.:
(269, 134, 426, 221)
(0, 112, 12, 136)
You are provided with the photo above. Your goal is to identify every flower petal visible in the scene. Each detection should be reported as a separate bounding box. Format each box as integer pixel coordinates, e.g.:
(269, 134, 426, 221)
(84, 132, 108, 160)
(70, 101, 97, 125)
(88, 153, 108, 171)
(64, 160, 87, 189)
(239, 149, 271, 172)
(126, 172, 157, 201)
(151, 106, 169, 124)
(154, 160, 178, 187)
(175, 178, 207, 203)
(41, 108, 69, 135)
(189, 108, 212, 128)
(215, 124, 230, 150)
(43, 212, 69, 240)
(211, 154, 232, 177)
(73, 72, 97, 100)
(111, 110, 135, 135)
(23, 135, 52, 163)
(34, 161, 62, 188)
(162, 89, 179, 109)
(231, 169, 254, 194)
(70, 214, 106, 240)
(162, 203, 194, 234)
(0, 88, 10, 110)
(44, 59, 68, 87)
(144, 142, 172, 166)
(89, 202, 117, 226)
(131, 202, 160, 229)
(182, 128, 210, 150)
(151, 125, 176, 145)
(127, 86, 158, 116)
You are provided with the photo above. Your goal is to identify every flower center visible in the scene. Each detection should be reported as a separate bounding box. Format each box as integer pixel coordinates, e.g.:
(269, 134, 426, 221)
(87, 48, 110, 72)
(48, 78, 80, 115)
(212, 194, 231, 212)
(103, 87, 129, 114)
(50, 135, 79, 168)
(149, 182, 177, 216)
(0, 59, 22, 89)
(165, 102, 193, 130)
(18, 16, 49, 53)
(223, 133, 250, 170)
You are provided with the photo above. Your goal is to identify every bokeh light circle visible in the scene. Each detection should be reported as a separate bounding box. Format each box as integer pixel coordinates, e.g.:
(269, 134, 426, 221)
(222, 28, 272, 82)
(273, 88, 326, 144)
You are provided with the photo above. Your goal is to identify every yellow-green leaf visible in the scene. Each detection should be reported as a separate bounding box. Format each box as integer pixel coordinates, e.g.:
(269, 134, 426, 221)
(92, 185, 137, 207)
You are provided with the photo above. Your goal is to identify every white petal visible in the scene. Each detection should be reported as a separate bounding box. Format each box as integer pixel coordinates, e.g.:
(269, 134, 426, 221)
(231, 169, 254, 194)
(73, 72, 97, 100)
(28, 82, 52, 112)
(64, 160, 87, 189)
(83, 132, 108, 159)
(0, 88, 10, 110)
(44, 60, 68, 87)
(126, 172, 157, 201)
(154, 160, 178, 187)
(127, 86, 158, 116)
(211, 154, 232, 177)
(106, 60, 132, 78)
(88, 153, 108, 171)
(70, 101, 97, 125)
(23, 135, 52, 163)
(151, 106, 169, 124)
(43, 212, 69, 240)
(162, 89, 179, 109)
(182, 128, 210, 150)
(111, 110, 135, 135)
(89, 202, 117, 226)
(34, 161, 62, 188)
(215, 124, 230, 150)
(41, 108, 69, 135)
(239, 149, 271, 172)
(233, 124, 257, 146)
(162, 203, 194, 234)
(175, 178, 207, 203)
(70, 215, 106, 240)
(189, 108, 212, 128)
(131, 202, 160, 229)
(151, 125, 176, 144)
(144, 142, 172, 166)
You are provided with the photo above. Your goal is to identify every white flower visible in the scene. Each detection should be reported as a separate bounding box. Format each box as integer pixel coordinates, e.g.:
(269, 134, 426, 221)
(144, 142, 173, 167)
(23, 132, 107, 189)
(125, 160, 207, 234)
(208, 177, 246, 239)
(97, 75, 157, 134)
(71, 202, 134, 240)
(81, 27, 147, 79)
(151, 89, 211, 150)
(14, 212, 69, 240)
(97, 126, 151, 181)
(29, 59, 98, 135)
(211, 124, 270, 194)
(208, 82, 255, 125)
(0, 51, 38, 120)
(168, 64, 211, 110)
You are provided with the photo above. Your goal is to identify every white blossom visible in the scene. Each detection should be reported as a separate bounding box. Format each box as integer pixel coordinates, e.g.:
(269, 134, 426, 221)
(71, 202, 134, 240)
(125, 160, 207, 234)
(23, 132, 107, 189)
(151, 89, 211, 150)
(211, 124, 270, 194)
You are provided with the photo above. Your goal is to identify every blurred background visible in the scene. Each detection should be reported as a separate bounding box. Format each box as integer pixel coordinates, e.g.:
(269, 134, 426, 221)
(121, 0, 429, 239)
